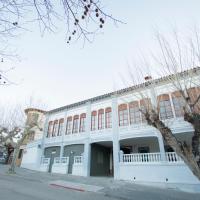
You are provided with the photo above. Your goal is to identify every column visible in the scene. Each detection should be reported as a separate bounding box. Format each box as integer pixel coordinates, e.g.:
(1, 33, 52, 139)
(83, 101, 91, 176)
(157, 132, 166, 161)
(112, 95, 120, 179)
(60, 110, 68, 159)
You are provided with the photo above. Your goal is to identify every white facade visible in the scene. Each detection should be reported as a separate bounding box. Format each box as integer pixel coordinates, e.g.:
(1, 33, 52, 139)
(21, 69, 200, 192)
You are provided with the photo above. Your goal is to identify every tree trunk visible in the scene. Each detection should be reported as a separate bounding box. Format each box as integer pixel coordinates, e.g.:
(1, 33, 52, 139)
(8, 147, 19, 174)
(7, 133, 27, 174)
(184, 112, 200, 167)
(145, 110, 200, 180)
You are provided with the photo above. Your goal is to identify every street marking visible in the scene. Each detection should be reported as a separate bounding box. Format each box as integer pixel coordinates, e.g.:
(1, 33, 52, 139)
(49, 180, 104, 192)
(49, 183, 85, 192)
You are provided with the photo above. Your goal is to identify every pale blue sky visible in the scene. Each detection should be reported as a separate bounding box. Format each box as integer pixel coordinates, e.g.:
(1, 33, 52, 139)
(1, 0, 200, 110)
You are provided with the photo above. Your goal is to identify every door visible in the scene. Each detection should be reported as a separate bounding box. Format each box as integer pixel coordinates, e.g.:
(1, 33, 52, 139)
(68, 152, 74, 174)
(48, 150, 57, 173)
(63, 144, 84, 174)
(44, 146, 60, 173)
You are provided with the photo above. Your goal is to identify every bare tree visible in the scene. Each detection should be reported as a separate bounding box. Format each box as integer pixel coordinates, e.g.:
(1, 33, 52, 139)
(0, 0, 122, 53)
(0, 97, 47, 173)
(122, 29, 200, 180)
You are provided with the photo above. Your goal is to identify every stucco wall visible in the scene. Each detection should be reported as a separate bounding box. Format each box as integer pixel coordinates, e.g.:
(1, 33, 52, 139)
(119, 163, 200, 184)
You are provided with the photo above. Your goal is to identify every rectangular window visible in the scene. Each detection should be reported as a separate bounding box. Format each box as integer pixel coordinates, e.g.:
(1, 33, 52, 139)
(79, 117, 86, 132)
(172, 97, 184, 117)
(105, 111, 112, 128)
(52, 121, 58, 137)
(47, 122, 53, 137)
(57, 119, 64, 136)
(119, 109, 128, 126)
(66, 119, 72, 135)
(159, 100, 173, 120)
(72, 118, 79, 133)
(91, 115, 96, 131)
(98, 113, 104, 130)
(129, 106, 141, 124)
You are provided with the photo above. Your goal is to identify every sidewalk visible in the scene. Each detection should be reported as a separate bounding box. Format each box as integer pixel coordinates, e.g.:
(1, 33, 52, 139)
(0, 165, 200, 200)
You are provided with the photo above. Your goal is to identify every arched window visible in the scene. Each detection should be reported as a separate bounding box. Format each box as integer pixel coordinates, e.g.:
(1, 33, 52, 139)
(52, 120, 58, 137)
(91, 111, 97, 131)
(118, 104, 128, 126)
(129, 101, 140, 124)
(171, 91, 184, 117)
(98, 109, 104, 130)
(57, 118, 64, 136)
(158, 94, 173, 120)
(79, 113, 86, 132)
(140, 98, 151, 123)
(47, 121, 53, 137)
(105, 107, 112, 128)
(65, 116, 72, 135)
(72, 115, 79, 133)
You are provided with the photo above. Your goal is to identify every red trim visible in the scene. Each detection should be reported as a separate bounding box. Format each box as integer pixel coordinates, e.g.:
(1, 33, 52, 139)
(49, 184, 85, 192)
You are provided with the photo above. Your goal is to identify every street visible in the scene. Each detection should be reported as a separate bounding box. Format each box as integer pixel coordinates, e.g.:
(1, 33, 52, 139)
(0, 165, 199, 200)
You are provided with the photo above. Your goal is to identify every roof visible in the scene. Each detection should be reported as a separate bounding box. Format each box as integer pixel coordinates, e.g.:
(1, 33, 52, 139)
(47, 67, 200, 114)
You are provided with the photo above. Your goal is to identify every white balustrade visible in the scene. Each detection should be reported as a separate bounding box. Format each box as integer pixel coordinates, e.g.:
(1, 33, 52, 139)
(74, 156, 83, 164)
(41, 157, 50, 165)
(53, 157, 69, 165)
(165, 152, 182, 162)
(122, 153, 161, 163)
(121, 152, 183, 163)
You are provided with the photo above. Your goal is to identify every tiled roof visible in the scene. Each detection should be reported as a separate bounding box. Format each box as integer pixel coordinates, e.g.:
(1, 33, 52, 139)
(47, 67, 200, 114)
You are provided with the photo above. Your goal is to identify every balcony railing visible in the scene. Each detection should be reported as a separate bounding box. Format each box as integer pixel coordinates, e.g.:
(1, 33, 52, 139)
(165, 152, 182, 162)
(53, 157, 69, 164)
(41, 157, 50, 165)
(122, 153, 162, 163)
(121, 152, 183, 163)
(74, 156, 83, 164)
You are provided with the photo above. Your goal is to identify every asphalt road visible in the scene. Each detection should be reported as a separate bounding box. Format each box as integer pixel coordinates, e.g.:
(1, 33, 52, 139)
(0, 165, 199, 200)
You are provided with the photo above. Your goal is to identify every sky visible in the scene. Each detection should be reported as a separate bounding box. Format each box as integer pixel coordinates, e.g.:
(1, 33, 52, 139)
(1, 0, 200, 110)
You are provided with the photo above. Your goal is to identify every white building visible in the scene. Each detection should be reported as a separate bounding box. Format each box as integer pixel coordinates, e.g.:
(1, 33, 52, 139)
(21, 68, 200, 190)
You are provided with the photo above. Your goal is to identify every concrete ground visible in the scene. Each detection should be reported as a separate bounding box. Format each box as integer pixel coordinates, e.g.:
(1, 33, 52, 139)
(0, 165, 200, 200)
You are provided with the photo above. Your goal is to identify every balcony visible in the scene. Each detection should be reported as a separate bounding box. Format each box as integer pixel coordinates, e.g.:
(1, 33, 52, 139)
(120, 152, 183, 164)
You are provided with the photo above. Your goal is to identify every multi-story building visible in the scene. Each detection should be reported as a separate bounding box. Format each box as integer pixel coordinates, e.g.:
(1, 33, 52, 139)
(21, 68, 200, 188)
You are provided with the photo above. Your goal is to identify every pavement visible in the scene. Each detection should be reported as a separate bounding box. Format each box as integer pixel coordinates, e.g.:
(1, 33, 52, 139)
(0, 164, 200, 200)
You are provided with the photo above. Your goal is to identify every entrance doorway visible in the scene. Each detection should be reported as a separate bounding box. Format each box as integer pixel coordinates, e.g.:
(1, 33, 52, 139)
(44, 146, 61, 173)
(63, 144, 84, 174)
(90, 142, 113, 177)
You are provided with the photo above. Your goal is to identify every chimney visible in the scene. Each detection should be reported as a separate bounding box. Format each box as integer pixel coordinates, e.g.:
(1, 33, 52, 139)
(144, 75, 152, 81)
